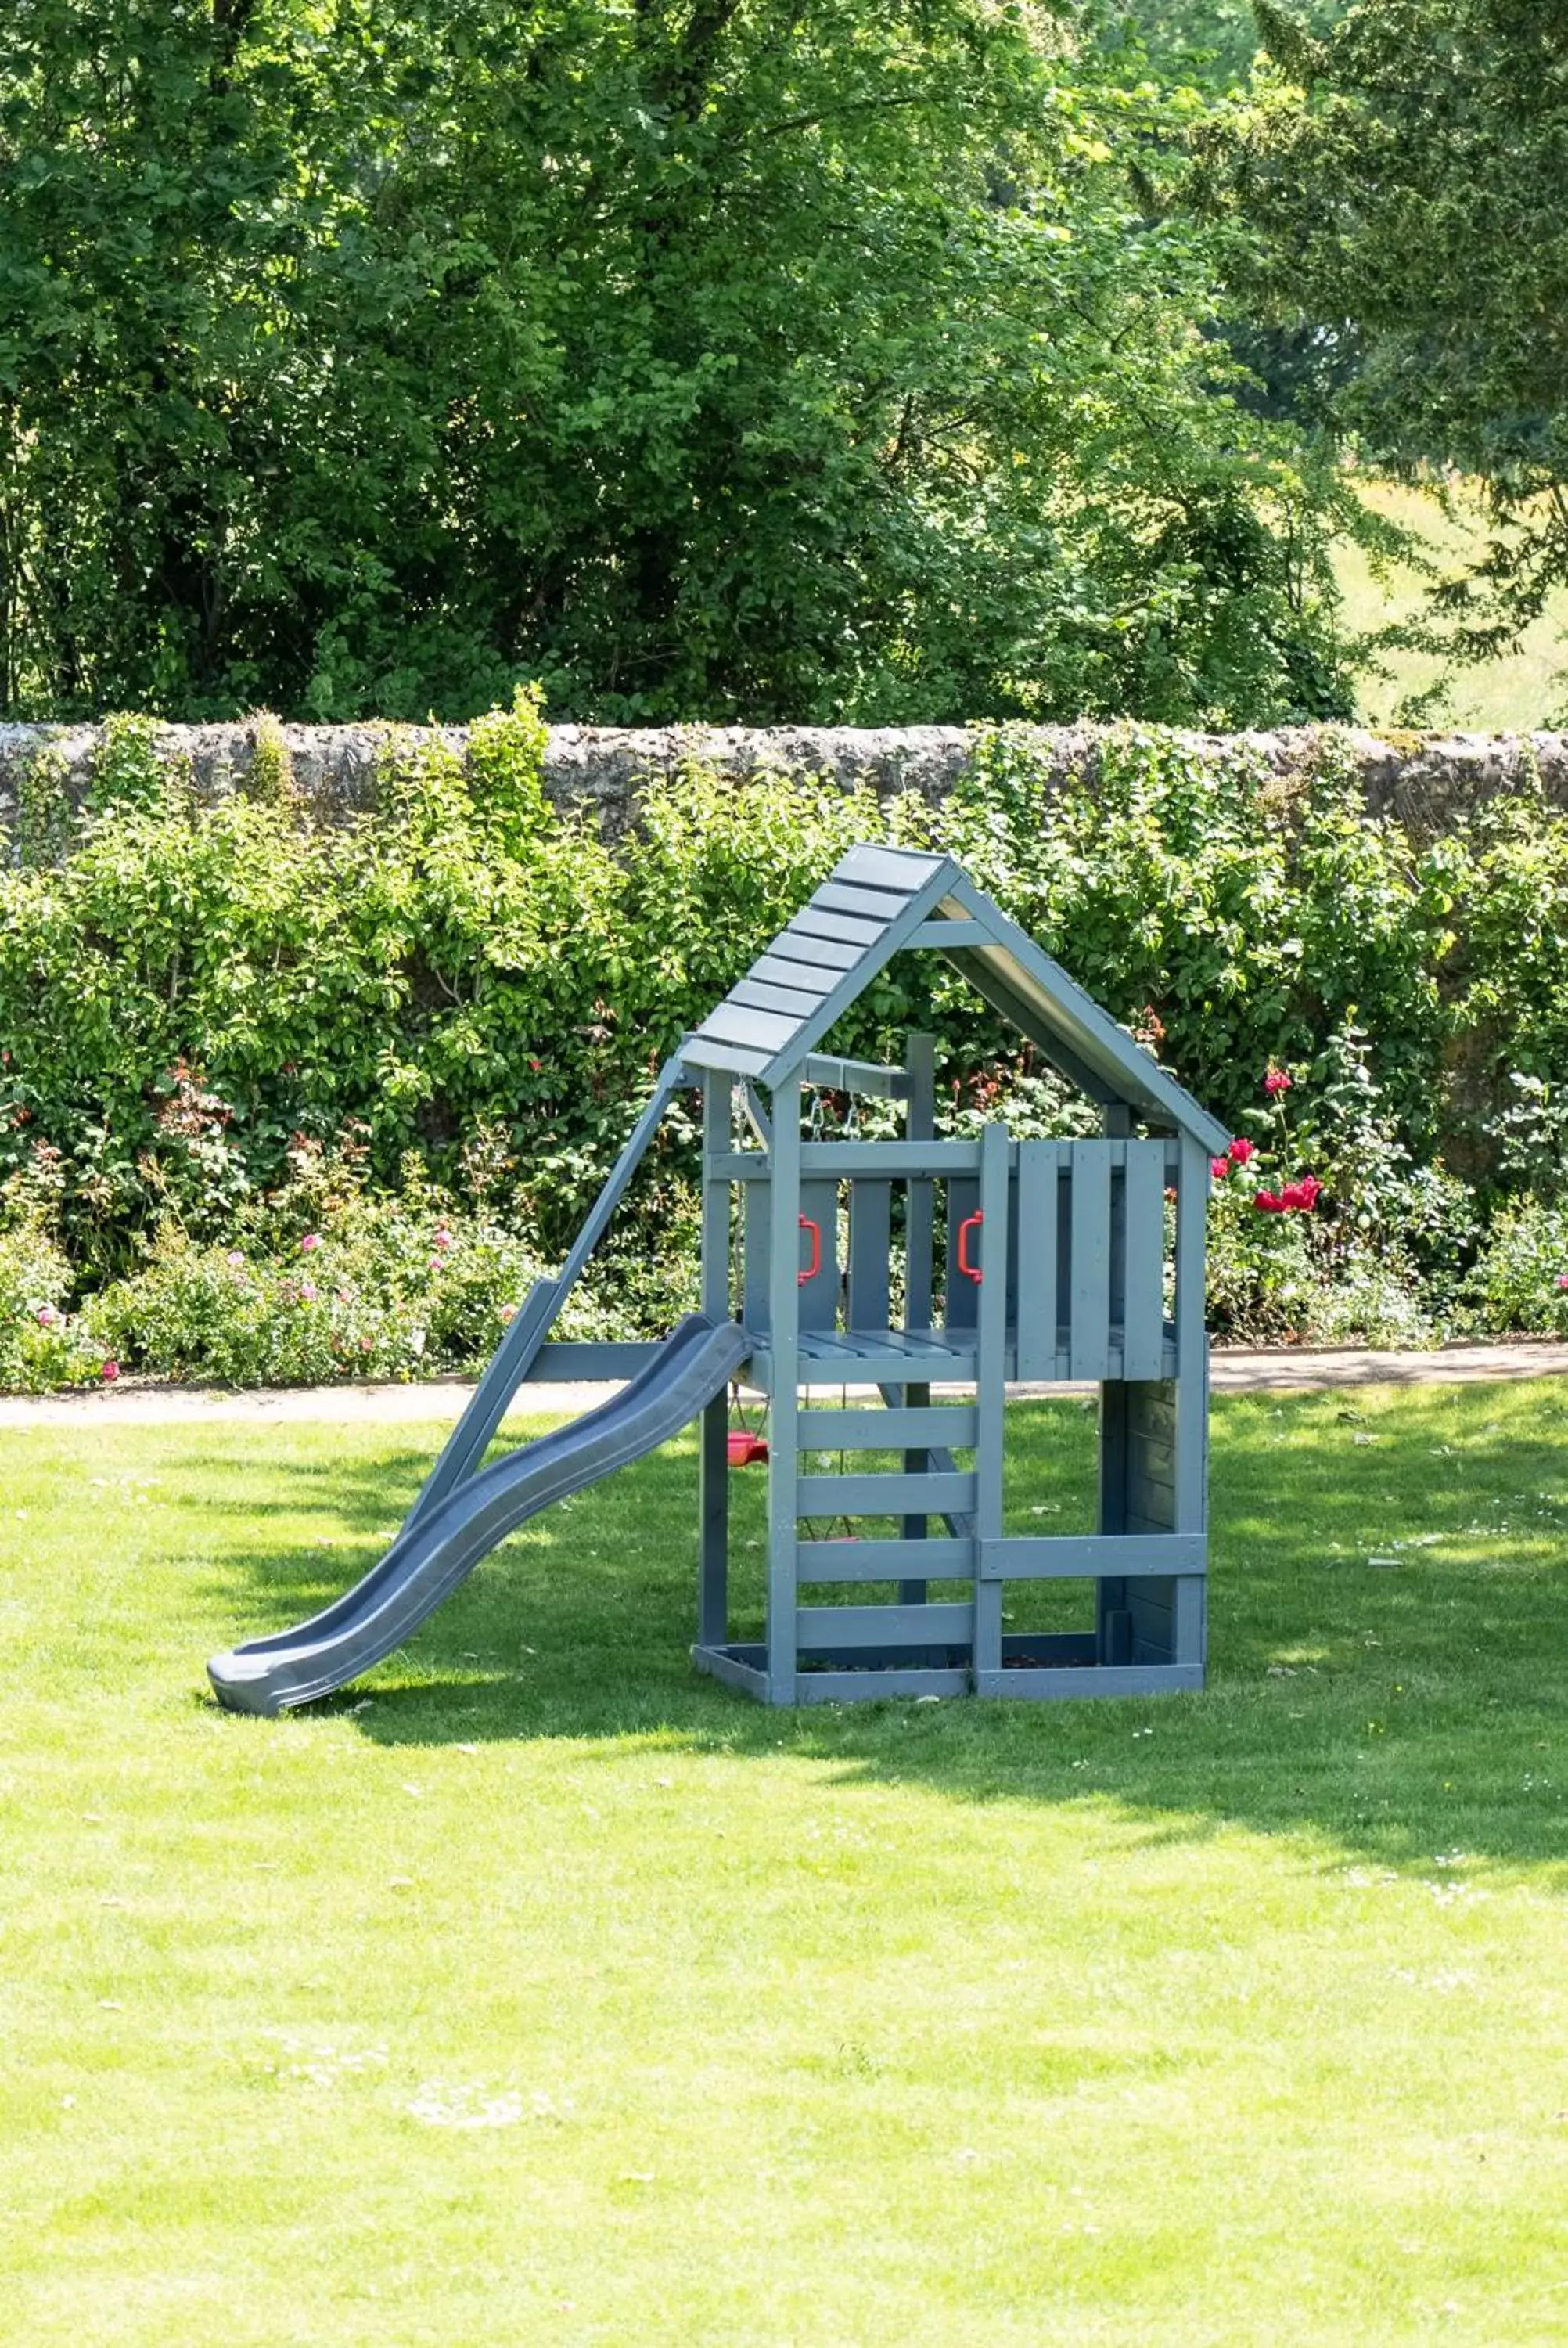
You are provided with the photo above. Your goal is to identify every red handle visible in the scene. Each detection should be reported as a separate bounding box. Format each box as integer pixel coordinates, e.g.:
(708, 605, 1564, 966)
(957, 1209, 984, 1284)
(798, 1214, 821, 1287)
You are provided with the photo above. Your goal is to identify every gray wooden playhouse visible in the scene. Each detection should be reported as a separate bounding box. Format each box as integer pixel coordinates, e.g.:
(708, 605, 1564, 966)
(679, 842, 1228, 1704)
(208, 838, 1230, 1716)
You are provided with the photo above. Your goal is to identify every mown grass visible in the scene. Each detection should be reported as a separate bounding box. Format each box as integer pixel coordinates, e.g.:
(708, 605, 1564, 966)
(1336, 480, 1568, 731)
(3, 1381, 1567, 2345)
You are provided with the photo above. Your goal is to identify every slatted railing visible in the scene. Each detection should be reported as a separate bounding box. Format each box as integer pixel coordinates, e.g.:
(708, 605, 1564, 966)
(736, 1129, 1178, 1384)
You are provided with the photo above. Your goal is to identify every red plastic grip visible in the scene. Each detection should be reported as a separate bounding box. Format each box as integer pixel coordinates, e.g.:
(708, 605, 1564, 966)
(797, 1214, 822, 1287)
(957, 1209, 984, 1284)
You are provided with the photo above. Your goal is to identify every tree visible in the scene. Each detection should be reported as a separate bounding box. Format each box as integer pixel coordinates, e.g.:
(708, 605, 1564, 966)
(1095, 0, 1343, 90)
(1193, 0, 1568, 667)
(0, 0, 1351, 723)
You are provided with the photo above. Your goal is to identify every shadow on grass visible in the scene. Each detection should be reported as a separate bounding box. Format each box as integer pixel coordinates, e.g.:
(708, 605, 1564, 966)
(198, 1383, 1568, 1882)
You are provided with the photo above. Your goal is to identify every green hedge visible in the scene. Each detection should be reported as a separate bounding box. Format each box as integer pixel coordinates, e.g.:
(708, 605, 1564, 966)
(1, 704, 1566, 1333)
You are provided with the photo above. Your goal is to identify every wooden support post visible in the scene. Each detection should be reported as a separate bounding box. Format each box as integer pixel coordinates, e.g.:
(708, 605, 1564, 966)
(1171, 1134, 1210, 1676)
(901, 1032, 937, 1602)
(766, 1077, 804, 1703)
(903, 1032, 937, 1336)
(698, 1068, 732, 1649)
(971, 1122, 1009, 1690)
(1098, 1103, 1131, 1664)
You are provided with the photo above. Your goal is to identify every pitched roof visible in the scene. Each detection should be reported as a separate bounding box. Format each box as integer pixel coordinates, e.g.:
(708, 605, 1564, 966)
(683, 843, 1228, 1154)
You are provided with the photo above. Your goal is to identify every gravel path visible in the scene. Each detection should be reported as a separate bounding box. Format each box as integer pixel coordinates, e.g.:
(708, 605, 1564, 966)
(0, 1338, 1562, 1428)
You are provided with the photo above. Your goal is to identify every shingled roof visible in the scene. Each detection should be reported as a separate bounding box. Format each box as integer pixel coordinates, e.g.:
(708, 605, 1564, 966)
(682, 842, 1228, 1154)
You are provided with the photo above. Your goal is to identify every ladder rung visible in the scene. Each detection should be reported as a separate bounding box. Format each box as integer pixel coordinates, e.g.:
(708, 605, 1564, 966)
(798, 1406, 978, 1450)
(797, 1601, 975, 1649)
(797, 1471, 975, 1517)
(797, 1536, 973, 1583)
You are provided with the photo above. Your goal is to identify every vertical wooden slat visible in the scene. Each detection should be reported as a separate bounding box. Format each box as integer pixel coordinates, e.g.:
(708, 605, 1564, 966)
(698, 1068, 732, 1647)
(1171, 1134, 1210, 1675)
(797, 1177, 840, 1331)
(847, 1179, 891, 1331)
(1121, 1383, 1175, 1662)
(904, 1033, 937, 1334)
(972, 1122, 1009, 1687)
(1069, 1140, 1112, 1381)
(944, 1176, 980, 1333)
(1173, 1136, 1209, 1537)
(1095, 1106, 1131, 1665)
(900, 1033, 937, 1596)
(1121, 1140, 1167, 1381)
(743, 1171, 771, 1335)
(767, 1079, 803, 1704)
(1013, 1139, 1061, 1381)
(899, 1377, 930, 1606)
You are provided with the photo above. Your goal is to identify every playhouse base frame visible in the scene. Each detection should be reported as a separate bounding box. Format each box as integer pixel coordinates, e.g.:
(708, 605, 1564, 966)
(692, 1638, 1202, 1705)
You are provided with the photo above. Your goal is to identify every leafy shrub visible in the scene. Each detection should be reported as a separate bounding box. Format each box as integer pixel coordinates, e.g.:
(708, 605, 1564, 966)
(1459, 1202, 1568, 1338)
(0, 1150, 113, 1391)
(85, 1124, 703, 1388)
(0, 706, 1563, 1380)
(0, 1223, 106, 1392)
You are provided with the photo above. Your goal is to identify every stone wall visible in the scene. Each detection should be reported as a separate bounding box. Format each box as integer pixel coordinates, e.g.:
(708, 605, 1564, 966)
(2, 718, 1565, 841)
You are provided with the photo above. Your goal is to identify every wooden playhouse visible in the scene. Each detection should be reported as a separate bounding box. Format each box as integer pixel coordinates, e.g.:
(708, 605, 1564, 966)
(681, 842, 1229, 1704)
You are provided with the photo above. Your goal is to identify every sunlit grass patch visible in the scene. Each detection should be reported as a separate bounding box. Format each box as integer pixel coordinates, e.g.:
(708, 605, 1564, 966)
(2, 1381, 1566, 2343)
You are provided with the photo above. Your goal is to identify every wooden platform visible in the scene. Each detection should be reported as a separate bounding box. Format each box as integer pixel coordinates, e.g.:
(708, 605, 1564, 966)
(744, 1323, 1179, 1393)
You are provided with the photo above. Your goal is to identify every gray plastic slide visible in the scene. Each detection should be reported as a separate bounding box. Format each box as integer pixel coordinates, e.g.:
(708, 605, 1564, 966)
(207, 1312, 750, 1716)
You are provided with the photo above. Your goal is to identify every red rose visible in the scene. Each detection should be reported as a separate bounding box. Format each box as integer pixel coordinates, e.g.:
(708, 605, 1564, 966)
(1228, 1136, 1254, 1165)
(1210, 1156, 1230, 1180)
(1253, 1189, 1284, 1212)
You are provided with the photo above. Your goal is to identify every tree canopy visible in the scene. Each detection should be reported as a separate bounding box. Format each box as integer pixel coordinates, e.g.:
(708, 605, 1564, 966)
(1196, 0, 1568, 664)
(0, 0, 1350, 724)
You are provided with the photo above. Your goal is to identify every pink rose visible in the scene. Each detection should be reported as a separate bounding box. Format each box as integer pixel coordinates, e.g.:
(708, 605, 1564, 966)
(35, 1305, 57, 1327)
(499, 1302, 518, 1325)
(300, 1232, 322, 1253)
(1210, 1157, 1229, 1181)
(226, 1249, 245, 1266)
(1264, 1068, 1293, 1098)
(433, 1229, 453, 1251)
(1228, 1136, 1255, 1166)
(299, 1280, 318, 1303)
(100, 1359, 120, 1383)
(1556, 1273, 1568, 1292)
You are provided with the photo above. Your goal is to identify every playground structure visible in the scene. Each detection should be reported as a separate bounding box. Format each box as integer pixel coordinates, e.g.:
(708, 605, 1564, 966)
(208, 844, 1228, 1715)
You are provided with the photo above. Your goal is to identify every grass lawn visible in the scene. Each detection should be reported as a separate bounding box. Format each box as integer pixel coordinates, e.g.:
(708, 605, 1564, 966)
(3, 1379, 1568, 2345)
(1336, 481, 1568, 732)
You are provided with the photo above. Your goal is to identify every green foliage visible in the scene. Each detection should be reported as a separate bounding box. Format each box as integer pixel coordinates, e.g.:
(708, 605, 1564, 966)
(245, 716, 295, 812)
(936, 725, 1446, 1146)
(0, 704, 1565, 1367)
(0, 1, 1349, 726)
(1460, 1199, 1568, 1339)
(0, 1146, 109, 1388)
(90, 1193, 551, 1392)
(13, 740, 70, 867)
(1094, 0, 1344, 92)
(1192, 0, 1568, 679)
(71, 1122, 701, 1386)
